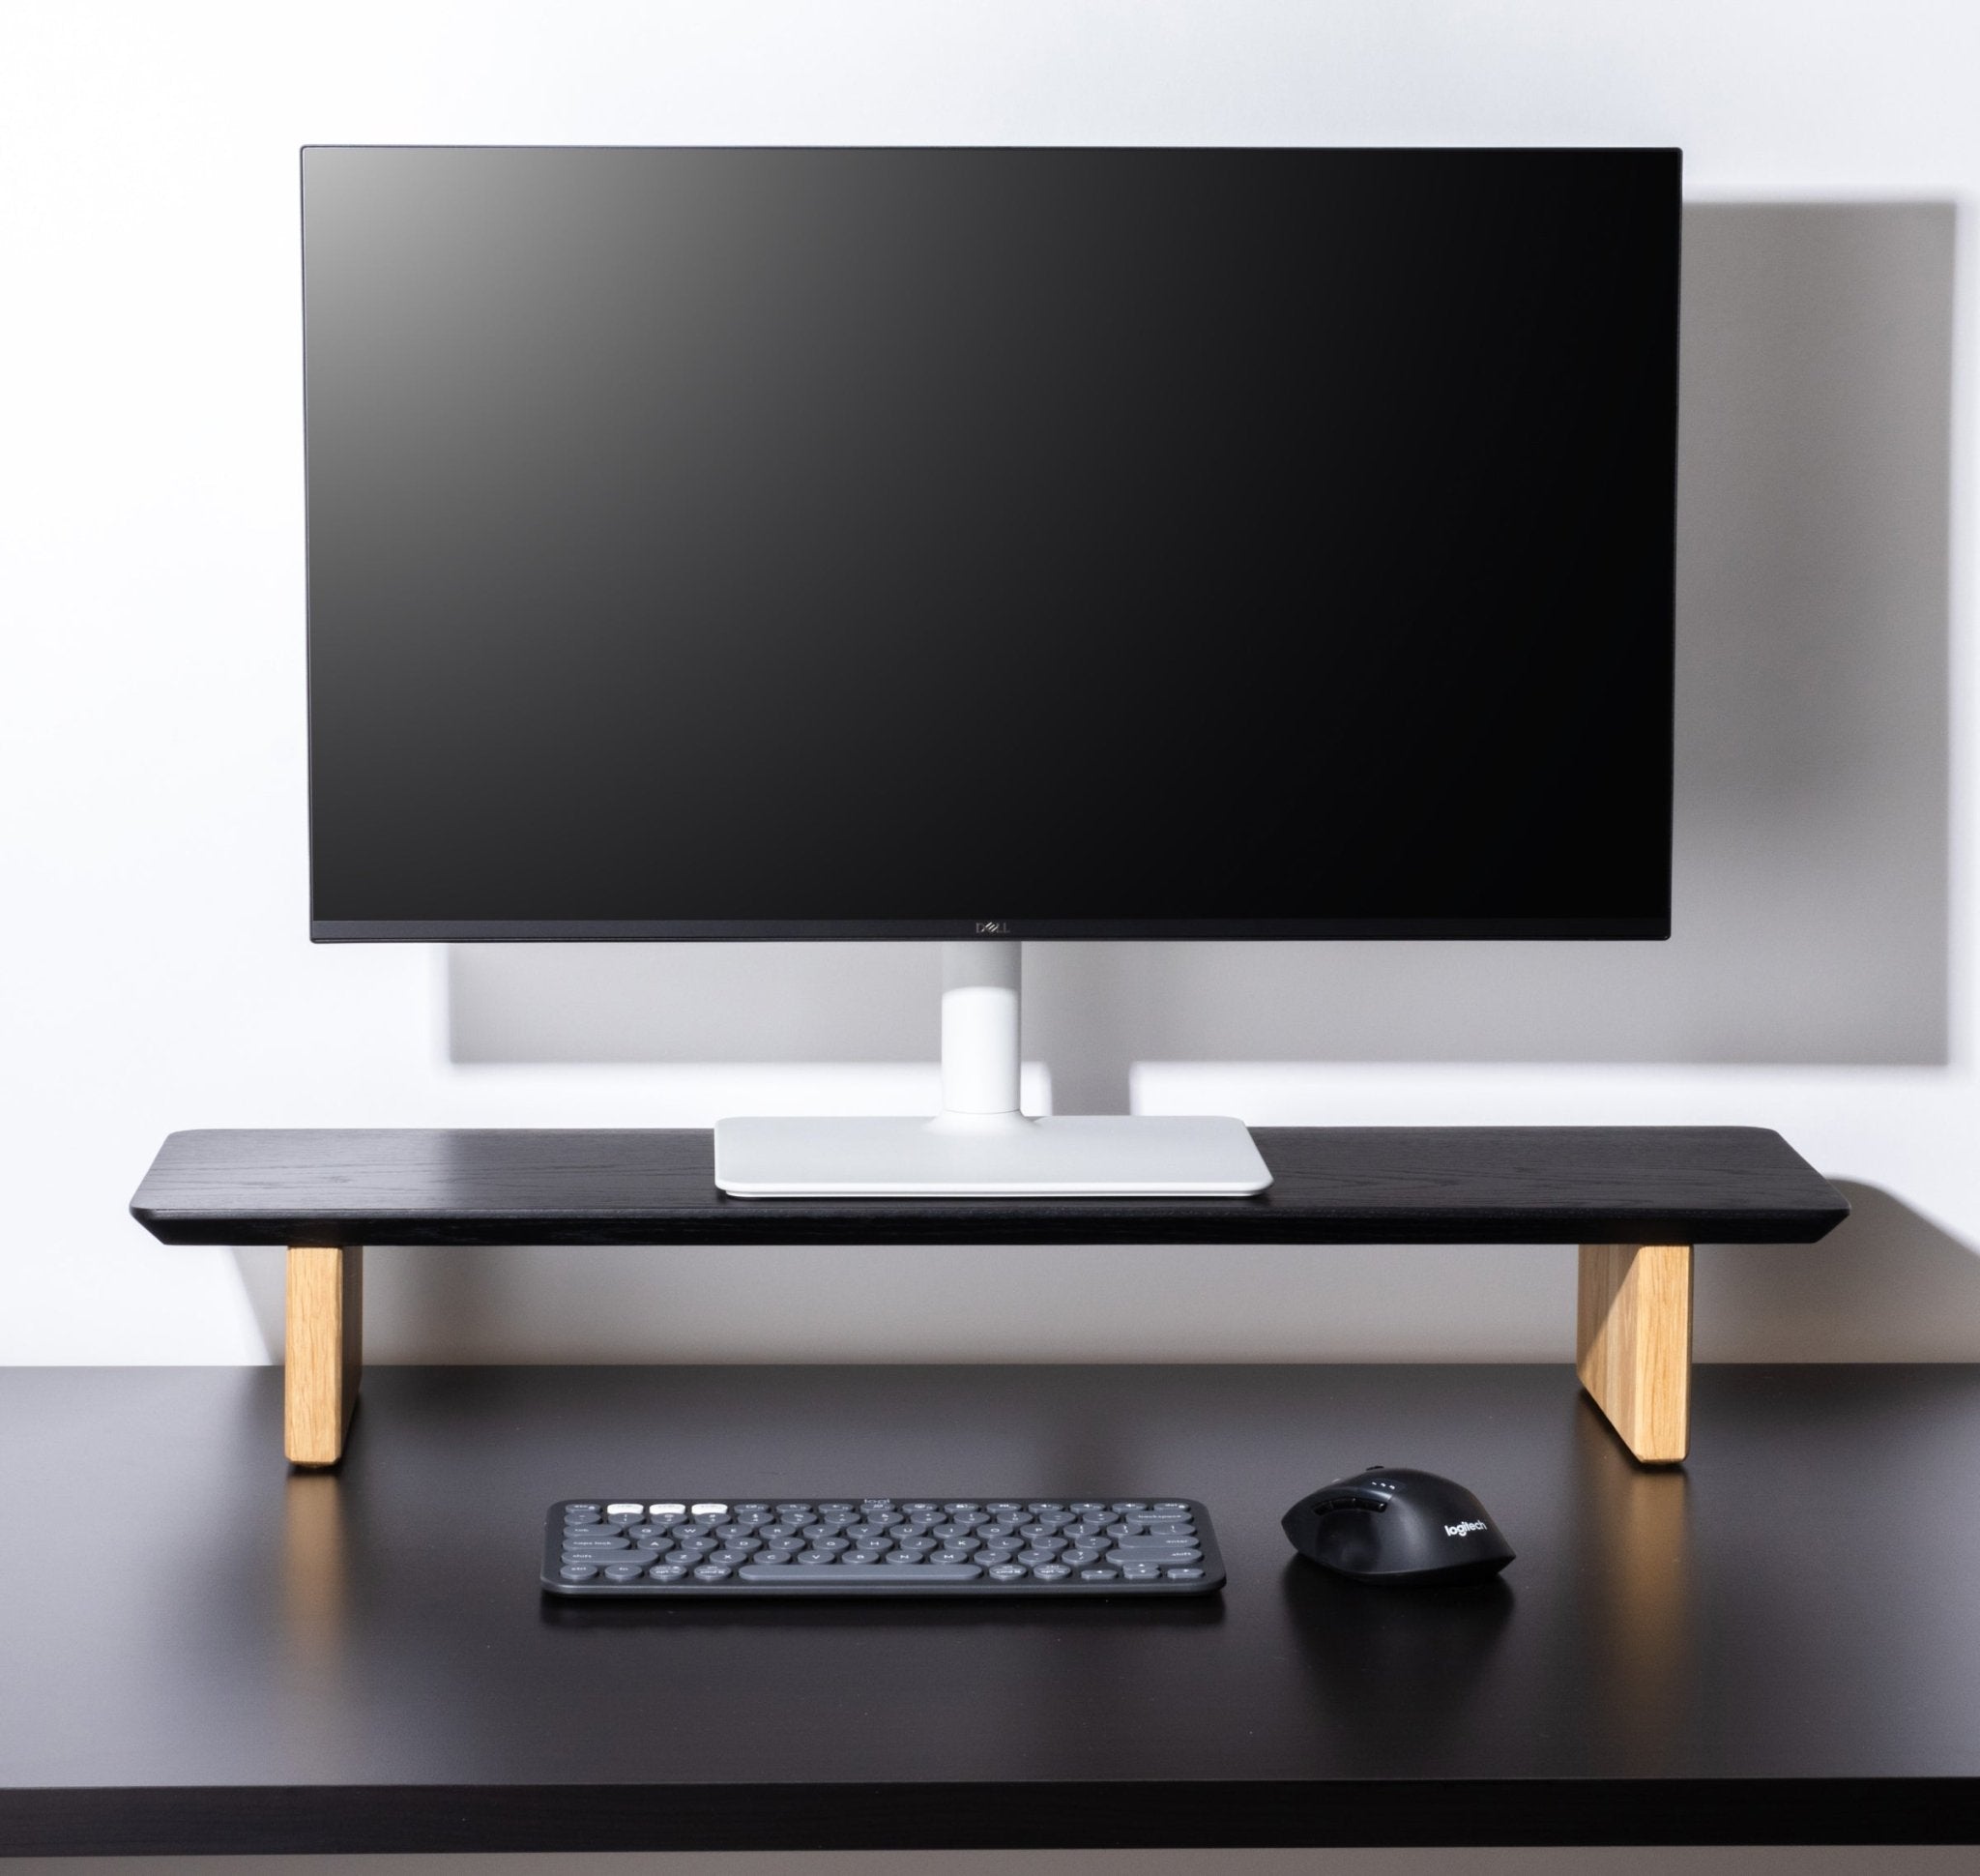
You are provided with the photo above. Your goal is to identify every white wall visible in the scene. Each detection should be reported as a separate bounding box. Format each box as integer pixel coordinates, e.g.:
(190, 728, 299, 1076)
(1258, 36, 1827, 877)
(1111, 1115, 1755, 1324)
(4, 0, 1978, 1366)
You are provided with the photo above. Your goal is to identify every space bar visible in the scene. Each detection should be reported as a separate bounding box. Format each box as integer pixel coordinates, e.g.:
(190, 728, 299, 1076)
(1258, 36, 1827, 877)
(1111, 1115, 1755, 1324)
(737, 1565, 984, 1583)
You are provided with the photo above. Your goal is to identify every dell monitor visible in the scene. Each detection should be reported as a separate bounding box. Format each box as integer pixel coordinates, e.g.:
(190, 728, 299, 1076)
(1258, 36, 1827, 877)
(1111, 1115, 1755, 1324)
(302, 145, 1679, 1196)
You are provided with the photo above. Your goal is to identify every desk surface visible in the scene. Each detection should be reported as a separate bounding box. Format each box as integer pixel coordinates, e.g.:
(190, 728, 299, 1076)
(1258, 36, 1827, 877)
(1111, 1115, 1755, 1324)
(130, 1126, 1849, 1245)
(1, 1363, 1974, 1853)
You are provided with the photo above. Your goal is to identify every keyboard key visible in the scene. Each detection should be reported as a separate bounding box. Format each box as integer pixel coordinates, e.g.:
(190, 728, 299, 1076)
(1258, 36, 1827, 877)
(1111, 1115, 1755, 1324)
(986, 1564, 1029, 1581)
(739, 1564, 983, 1584)
(1080, 1568, 1121, 1581)
(1032, 1564, 1072, 1580)
(559, 1564, 598, 1581)
(649, 1503, 685, 1517)
(605, 1503, 643, 1516)
(603, 1564, 648, 1582)
(691, 1564, 733, 1581)
(690, 1503, 728, 1516)
(1121, 1563, 1163, 1580)
(1165, 1568, 1206, 1580)
(647, 1565, 689, 1581)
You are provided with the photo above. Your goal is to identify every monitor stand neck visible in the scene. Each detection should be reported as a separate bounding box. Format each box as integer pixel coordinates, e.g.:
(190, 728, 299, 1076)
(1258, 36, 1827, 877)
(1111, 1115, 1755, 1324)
(711, 939, 1271, 1197)
(931, 941, 1030, 1134)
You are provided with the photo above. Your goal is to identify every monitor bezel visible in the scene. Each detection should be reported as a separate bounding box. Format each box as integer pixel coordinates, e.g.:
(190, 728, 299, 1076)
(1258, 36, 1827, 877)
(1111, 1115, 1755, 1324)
(311, 915, 1671, 942)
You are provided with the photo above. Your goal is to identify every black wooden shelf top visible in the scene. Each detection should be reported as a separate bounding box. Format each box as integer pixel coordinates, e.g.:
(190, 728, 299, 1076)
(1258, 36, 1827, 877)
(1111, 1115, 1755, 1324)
(131, 1125, 1848, 1246)
(2, 1363, 1976, 1853)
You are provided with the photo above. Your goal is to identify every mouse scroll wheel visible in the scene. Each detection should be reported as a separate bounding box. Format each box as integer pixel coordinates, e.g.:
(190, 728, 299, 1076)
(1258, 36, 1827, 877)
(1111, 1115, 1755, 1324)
(1317, 1494, 1386, 1515)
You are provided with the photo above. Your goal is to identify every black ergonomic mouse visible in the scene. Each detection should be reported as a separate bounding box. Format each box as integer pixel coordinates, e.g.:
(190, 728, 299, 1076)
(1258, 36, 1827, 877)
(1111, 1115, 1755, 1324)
(1283, 1466, 1515, 1586)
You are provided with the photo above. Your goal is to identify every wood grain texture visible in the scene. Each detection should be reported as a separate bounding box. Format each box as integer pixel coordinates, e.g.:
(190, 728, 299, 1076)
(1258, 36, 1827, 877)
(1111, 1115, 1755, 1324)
(130, 1127, 1849, 1247)
(1577, 1242, 1693, 1463)
(5, 1363, 1980, 1853)
(283, 1244, 362, 1467)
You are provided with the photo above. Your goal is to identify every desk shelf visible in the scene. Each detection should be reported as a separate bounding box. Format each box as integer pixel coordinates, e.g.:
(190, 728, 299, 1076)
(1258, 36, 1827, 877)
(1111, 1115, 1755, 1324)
(131, 1127, 1848, 1466)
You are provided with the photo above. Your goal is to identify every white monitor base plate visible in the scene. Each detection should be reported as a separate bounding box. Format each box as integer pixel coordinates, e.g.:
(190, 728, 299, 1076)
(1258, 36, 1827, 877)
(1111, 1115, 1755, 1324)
(714, 1115, 1272, 1198)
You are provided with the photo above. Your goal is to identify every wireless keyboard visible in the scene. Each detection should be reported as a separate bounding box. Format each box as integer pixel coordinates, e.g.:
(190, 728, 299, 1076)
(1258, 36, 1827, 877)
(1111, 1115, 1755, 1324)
(544, 1497, 1225, 1596)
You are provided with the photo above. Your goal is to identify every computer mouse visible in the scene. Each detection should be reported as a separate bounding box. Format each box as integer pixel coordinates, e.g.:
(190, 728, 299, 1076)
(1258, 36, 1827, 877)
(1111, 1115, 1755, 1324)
(1282, 1466, 1515, 1586)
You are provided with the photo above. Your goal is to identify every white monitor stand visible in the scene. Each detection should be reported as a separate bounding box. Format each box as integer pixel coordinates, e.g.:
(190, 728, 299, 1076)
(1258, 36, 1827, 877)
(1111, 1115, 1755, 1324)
(713, 940, 1272, 1197)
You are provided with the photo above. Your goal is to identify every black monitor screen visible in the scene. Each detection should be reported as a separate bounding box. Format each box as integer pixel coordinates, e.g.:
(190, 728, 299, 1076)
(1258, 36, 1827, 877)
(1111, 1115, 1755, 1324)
(304, 146, 1678, 939)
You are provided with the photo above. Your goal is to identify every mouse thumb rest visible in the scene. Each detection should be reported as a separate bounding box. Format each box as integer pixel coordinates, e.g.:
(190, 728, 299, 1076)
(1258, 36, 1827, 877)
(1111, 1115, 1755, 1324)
(1282, 1470, 1516, 1587)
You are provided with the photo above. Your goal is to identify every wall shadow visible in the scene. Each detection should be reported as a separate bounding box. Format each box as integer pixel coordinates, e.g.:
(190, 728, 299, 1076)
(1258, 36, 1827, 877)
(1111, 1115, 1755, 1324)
(449, 202, 1953, 1093)
(1698, 1181, 1980, 1362)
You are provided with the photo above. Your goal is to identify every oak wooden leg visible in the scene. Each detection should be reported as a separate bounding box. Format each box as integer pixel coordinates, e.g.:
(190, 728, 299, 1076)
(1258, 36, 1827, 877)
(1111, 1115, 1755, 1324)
(1576, 1242, 1693, 1465)
(285, 1245, 364, 1467)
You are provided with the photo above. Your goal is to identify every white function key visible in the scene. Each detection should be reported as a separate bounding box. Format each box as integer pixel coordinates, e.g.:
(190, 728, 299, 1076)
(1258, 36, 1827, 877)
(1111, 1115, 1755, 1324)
(605, 1502, 644, 1516)
(650, 1502, 686, 1517)
(690, 1502, 728, 1516)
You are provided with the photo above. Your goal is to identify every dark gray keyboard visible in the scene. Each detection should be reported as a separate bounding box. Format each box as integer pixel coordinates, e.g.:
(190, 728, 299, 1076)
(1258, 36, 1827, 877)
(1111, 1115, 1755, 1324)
(543, 1497, 1225, 1596)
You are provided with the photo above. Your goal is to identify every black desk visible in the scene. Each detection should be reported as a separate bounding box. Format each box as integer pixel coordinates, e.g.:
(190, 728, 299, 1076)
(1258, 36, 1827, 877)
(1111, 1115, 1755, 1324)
(131, 1127, 1849, 1465)
(1, 1363, 1974, 1853)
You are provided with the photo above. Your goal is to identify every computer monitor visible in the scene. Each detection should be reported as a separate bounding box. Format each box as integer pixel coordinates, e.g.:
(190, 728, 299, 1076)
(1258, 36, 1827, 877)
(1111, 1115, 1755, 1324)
(302, 145, 1679, 1197)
